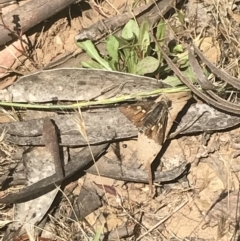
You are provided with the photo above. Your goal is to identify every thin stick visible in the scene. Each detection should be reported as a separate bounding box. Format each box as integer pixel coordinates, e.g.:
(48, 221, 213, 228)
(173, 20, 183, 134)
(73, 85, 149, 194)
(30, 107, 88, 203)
(0, 86, 190, 109)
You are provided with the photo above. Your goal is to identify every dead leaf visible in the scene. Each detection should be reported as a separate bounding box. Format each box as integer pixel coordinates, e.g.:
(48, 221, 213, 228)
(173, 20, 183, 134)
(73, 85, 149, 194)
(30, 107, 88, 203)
(194, 37, 220, 65)
(158, 92, 190, 179)
(94, 181, 118, 196)
(164, 92, 191, 136)
(137, 133, 161, 170)
(137, 92, 190, 190)
(228, 9, 240, 23)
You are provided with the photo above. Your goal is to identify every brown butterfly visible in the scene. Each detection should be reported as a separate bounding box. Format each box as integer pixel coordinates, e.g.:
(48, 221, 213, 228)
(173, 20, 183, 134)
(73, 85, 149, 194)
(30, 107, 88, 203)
(119, 98, 171, 145)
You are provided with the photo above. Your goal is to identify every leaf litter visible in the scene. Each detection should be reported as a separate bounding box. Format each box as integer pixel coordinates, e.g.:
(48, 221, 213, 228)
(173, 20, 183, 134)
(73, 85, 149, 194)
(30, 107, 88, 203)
(1, 0, 240, 240)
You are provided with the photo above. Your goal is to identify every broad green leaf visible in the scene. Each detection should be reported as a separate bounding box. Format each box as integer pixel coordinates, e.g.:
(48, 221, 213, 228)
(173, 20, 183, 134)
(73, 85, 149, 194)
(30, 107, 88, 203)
(155, 19, 166, 62)
(162, 75, 182, 87)
(122, 19, 139, 40)
(177, 10, 185, 25)
(134, 56, 159, 75)
(81, 61, 107, 70)
(162, 67, 196, 87)
(106, 35, 119, 63)
(120, 46, 130, 63)
(123, 48, 138, 73)
(156, 19, 166, 42)
(76, 40, 111, 70)
(114, 35, 130, 48)
(177, 58, 189, 68)
(138, 21, 150, 56)
(122, 46, 131, 60)
(108, 58, 118, 71)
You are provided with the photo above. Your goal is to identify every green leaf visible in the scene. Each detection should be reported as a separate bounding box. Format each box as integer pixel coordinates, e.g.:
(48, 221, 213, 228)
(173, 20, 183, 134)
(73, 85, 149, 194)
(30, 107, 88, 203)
(81, 61, 106, 69)
(162, 67, 196, 87)
(76, 40, 111, 70)
(123, 48, 138, 73)
(177, 10, 185, 25)
(156, 19, 166, 42)
(138, 21, 150, 57)
(114, 35, 130, 48)
(92, 224, 104, 241)
(106, 35, 119, 63)
(134, 56, 159, 75)
(108, 58, 118, 71)
(182, 67, 196, 83)
(176, 51, 189, 68)
(173, 44, 184, 53)
(122, 19, 139, 40)
(162, 75, 182, 87)
(155, 19, 166, 62)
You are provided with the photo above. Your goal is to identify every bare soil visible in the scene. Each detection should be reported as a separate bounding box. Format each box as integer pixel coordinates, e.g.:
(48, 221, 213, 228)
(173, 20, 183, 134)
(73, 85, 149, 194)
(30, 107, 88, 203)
(0, 0, 240, 240)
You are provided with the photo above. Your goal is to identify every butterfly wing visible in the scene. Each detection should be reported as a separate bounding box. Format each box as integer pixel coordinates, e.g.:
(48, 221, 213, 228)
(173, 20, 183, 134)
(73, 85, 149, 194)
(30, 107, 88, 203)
(119, 101, 155, 128)
(143, 101, 169, 144)
(119, 100, 169, 145)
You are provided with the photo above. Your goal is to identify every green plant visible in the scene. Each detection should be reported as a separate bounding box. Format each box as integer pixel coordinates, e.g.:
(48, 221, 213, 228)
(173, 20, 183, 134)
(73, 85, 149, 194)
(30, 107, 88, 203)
(76, 18, 195, 87)
(76, 20, 167, 75)
(92, 224, 104, 241)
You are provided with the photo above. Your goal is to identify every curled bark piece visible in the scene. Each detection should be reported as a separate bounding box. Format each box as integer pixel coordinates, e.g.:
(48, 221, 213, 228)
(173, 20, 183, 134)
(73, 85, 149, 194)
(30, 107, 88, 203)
(85, 156, 189, 183)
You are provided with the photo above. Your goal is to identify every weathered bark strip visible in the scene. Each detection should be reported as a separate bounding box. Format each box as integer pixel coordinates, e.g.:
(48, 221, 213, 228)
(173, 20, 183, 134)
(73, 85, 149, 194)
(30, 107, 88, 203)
(75, 0, 182, 42)
(0, 68, 161, 102)
(2, 103, 240, 146)
(86, 156, 188, 183)
(0, 0, 78, 46)
(2, 108, 138, 145)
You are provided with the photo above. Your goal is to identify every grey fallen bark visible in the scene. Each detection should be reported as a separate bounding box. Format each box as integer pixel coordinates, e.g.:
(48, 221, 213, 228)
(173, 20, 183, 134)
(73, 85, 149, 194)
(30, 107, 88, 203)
(86, 156, 188, 183)
(71, 184, 103, 221)
(0, 68, 162, 102)
(3, 147, 59, 241)
(0, 143, 108, 203)
(75, 0, 181, 42)
(174, 102, 240, 134)
(4, 152, 188, 202)
(0, 0, 79, 46)
(2, 108, 137, 146)
(1, 103, 240, 146)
